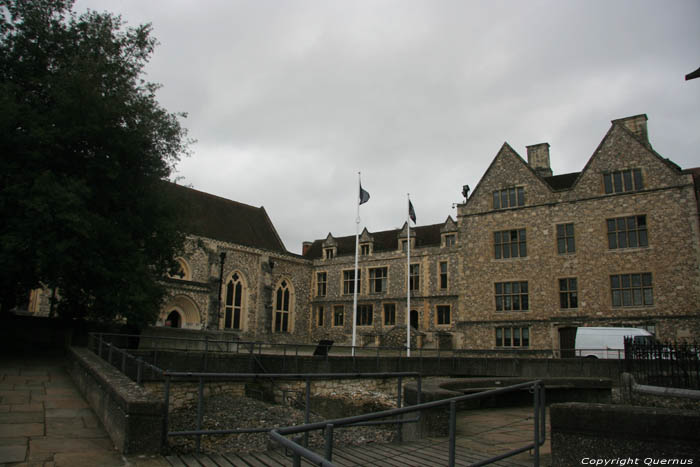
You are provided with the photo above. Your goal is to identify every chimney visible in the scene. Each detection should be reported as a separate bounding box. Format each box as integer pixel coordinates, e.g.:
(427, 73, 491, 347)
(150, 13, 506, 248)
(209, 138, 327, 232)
(302, 241, 312, 256)
(526, 142, 552, 178)
(613, 114, 650, 148)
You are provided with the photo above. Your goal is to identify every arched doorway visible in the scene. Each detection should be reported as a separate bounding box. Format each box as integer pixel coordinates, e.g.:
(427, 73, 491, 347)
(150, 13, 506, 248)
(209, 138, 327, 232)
(161, 295, 201, 329)
(410, 310, 419, 329)
(166, 310, 181, 328)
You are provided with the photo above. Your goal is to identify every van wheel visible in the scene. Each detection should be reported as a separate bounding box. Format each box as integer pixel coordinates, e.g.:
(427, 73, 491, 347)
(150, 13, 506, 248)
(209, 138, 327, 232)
(585, 355, 598, 359)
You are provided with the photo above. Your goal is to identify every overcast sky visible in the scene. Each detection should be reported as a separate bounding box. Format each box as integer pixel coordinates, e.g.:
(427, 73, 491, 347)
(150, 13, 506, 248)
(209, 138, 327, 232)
(75, 0, 700, 254)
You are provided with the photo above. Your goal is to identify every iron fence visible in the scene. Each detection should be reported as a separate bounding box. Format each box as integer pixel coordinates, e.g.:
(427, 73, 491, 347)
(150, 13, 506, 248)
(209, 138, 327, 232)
(624, 338, 700, 390)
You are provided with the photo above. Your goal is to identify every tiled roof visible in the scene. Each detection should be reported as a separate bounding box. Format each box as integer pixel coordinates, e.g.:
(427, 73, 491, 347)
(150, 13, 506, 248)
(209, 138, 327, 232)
(164, 182, 288, 254)
(303, 223, 443, 259)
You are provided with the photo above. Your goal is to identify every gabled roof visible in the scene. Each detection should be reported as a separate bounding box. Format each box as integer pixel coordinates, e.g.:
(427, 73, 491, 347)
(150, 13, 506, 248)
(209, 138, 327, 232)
(465, 142, 554, 204)
(303, 223, 443, 259)
(163, 182, 288, 254)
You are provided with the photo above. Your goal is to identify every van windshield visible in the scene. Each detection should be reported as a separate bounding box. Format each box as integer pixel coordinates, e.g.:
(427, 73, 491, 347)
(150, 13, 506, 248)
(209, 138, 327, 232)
(632, 335, 655, 345)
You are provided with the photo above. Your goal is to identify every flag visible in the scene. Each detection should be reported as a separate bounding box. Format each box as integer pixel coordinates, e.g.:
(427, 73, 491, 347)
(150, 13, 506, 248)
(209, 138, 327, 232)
(408, 200, 416, 223)
(359, 184, 370, 205)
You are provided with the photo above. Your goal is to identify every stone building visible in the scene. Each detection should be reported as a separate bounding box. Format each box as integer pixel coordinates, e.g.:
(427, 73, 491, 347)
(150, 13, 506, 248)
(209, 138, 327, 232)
(456, 115, 700, 353)
(138, 183, 313, 344)
(24, 114, 700, 352)
(301, 218, 461, 349)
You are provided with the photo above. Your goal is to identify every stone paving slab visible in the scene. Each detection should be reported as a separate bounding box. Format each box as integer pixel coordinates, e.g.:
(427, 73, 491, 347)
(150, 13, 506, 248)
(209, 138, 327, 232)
(0, 444, 27, 464)
(28, 436, 116, 461)
(0, 412, 44, 424)
(0, 423, 44, 438)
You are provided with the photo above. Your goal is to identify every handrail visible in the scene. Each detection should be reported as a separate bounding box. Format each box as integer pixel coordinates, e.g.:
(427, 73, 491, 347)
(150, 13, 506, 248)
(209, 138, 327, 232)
(270, 380, 546, 467)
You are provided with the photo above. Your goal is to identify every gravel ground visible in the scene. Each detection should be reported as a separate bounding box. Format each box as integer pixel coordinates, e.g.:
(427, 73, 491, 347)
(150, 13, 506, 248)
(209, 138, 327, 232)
(168, 394, 397, 455)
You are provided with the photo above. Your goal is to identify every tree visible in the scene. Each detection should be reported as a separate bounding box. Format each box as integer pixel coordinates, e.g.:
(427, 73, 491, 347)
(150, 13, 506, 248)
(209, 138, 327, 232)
(0, 0, 190, 328)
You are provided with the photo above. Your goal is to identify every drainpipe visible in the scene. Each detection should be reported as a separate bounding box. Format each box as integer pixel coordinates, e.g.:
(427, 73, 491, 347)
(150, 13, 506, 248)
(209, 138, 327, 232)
(217, 252, 226, 328)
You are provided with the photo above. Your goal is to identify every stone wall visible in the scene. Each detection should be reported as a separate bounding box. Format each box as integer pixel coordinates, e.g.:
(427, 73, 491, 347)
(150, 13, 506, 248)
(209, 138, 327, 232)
(143, 381, 246, 411)
(161, 235, 312, 342)
(67, 347, 164, 455)
(550, 402, 700, 463)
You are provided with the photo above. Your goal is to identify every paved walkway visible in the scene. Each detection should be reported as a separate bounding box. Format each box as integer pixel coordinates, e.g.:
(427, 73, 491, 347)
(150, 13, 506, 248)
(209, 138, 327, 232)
(1, 354, 550, 466)
(0, 354, 167, 467)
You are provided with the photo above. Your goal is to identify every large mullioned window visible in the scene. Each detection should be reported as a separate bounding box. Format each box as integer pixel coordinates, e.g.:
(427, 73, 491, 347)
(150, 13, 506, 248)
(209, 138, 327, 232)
(611, 273, 653, 308)
(493, 187, 525, 209)
(495, 281, 529, 312)
(607, 215, 648, 249)
(494, 229, 527, 259)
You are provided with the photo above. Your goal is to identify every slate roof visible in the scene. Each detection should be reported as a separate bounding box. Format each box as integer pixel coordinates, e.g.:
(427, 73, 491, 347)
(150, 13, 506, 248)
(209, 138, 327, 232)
(542, 172, 580, 191)
(303, 223, 443, 260)
(163, 182, 288, 254)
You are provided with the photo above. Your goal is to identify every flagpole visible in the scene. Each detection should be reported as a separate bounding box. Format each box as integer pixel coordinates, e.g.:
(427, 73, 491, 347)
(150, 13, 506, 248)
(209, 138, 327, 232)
(406, 193, 411, 357)
(352, 172, 361, 357)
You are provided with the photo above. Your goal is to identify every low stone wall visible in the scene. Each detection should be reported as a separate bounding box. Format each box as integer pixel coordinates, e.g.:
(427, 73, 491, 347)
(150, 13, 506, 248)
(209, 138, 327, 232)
(143, 381, 246, 411)
(550, 402, 700, 463)
(67, 347, 164, 455)
(129, 349, 623, 382)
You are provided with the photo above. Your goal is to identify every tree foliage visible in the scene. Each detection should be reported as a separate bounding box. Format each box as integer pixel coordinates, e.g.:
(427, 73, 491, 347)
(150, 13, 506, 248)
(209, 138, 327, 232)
(0, 0, 189, 327)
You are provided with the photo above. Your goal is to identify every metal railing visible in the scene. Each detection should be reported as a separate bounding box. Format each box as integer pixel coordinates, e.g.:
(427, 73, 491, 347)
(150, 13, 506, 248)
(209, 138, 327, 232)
(270, 380, 547, 467)
(624, 338, 700, 390)
(89, 332, 560, 370)
(87, 333, 422, 453)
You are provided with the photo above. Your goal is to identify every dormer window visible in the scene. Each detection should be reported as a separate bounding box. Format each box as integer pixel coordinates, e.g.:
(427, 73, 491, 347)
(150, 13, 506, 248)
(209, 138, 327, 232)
(443, 233, 456, 247)
(360, 244, 370, 256)
(603, 168, 643, 194)
(324, 248, 335, 259)
(493, 187, 525, 210)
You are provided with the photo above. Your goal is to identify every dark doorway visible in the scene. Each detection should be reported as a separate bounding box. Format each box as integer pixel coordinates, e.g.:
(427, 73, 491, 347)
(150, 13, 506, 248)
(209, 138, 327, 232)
(559, 327, 577, 358)
(166, 310, 181, 328)
(410, 310, 419, 330)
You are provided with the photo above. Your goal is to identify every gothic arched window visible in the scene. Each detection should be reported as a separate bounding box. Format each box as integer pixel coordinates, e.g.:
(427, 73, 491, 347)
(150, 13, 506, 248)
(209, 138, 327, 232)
(274, 280, 293, 333)
(224, 273, 245, 330)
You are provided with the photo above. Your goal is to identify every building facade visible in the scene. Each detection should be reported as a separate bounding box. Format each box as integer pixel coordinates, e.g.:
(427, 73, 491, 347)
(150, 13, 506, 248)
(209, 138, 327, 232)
(25, 114, 700, 352)
(456, 115, 700, 352)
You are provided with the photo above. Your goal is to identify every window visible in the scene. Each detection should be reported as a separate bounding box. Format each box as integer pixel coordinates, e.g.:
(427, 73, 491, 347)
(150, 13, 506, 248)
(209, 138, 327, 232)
(333, 305, 344, 327)
(607, 215, 648, 249)
(436, 305, 451, 325)
(401, 239, 408, 252)
(495, 327, 530, 347)
(369, 267, 388, 293)
(444, 234, 456, 247)
(383, 303, 396, 326)
(495, 281, 529, 311)
(343, 270, 361, 295)
(356, 304, 373, 326)
(439, 261, 448, 289)
(224, 273, 244, 329)
(493, 187, 525, 209)
(409, 264, 420, 291)
(324, 248, 334, 259)
(611, 273, 653, 307)
(557, 223, 575, 254)
(494, 229, 527, 259)
(316, 305, 324, 327)
(274, 280, 292, 332)
(360, 244, 370, 256)
(316, 272, 327, 297)
(169, 258, 191, 280)
(604, 168, 643, 194)
(559, 278, 578, 309)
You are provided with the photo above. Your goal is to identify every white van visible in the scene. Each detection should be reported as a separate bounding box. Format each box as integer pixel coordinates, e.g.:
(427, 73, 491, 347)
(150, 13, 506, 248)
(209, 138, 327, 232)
(574, 327, 654, 359)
